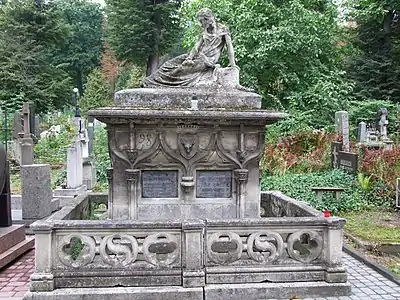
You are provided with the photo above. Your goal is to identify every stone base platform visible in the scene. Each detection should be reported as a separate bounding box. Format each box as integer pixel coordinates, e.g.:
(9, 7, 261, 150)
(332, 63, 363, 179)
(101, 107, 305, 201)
(23, 282, 351, 300)
(0, 225, 34, 269)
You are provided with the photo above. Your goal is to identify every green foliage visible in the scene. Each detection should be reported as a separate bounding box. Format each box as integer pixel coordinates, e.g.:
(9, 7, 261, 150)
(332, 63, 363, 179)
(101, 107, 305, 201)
(344, 0, 400, 102)
(0, 0, 72, 113)
(180, 0, 353, 124)
(55, 0, 104, 94)
(106, 0, 181, 74)
(115, 65, 146, 91)
(348, 100, 400, 139)
(261, 169, 390, 214)
(34, 117, 76, 164)
(357, 173, 372, 190)
(92, 124, 110, 191)
(79, 69, 113, 115)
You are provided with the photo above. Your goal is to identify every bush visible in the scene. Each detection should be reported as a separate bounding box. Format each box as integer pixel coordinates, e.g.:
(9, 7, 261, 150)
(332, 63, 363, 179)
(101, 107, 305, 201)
(79, 69, 113, 116)
(360, 145, 400, 192)
(262, 129, 336, 175)
(261, 169, 391, 214)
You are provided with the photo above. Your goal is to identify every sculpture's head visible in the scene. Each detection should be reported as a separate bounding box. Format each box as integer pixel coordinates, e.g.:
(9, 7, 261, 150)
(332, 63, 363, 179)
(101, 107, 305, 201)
(196, 8, 216, 29)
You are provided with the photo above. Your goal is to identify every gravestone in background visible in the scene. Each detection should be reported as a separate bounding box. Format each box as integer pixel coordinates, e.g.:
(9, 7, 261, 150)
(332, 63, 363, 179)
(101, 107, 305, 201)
(337, 151, 358, 175)
(335, 111, 350, 152)
(0, 141, 12, 227)
(357, 121, 367, 142)
(331, 141, 343, 169)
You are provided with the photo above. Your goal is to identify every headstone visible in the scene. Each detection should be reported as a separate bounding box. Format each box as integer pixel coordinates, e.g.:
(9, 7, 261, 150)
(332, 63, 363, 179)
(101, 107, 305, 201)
(331, 142, 343, 169)
(11, 112, 23, 163)
(21, 164, 52, 220)
(142, 170, 178, 198)
(196, 170, 232, 198)
(20, 102, 34, 165)
(335, 111, 350, 152)
(357, 122, 367, 142)
(87, 116, 95, 156)
(0, 142, 12, 227)
(67, 141, 83, 189)
(337, 151, 358, 175)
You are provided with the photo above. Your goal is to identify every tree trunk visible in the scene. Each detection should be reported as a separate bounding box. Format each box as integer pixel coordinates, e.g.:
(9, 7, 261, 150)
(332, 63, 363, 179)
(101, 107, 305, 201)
(146, 53, 159, 76)
(382, 10, 394, 54)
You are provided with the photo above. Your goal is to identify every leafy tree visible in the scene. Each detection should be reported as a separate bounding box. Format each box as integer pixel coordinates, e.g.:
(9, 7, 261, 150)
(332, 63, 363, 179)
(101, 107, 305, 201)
(79, 68, 113, 115)
(106, 0, 182, 75)
(344, 0, 400, 102)
(56, 0, 104, 94)
(180, 0, 353, 127)
(0, 0, 72, 113)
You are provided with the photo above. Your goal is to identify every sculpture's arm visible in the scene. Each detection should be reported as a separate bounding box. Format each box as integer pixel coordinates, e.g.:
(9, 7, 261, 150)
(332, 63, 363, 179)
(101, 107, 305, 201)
(224, 34, 237, 67)
(188, 36, 204, 59)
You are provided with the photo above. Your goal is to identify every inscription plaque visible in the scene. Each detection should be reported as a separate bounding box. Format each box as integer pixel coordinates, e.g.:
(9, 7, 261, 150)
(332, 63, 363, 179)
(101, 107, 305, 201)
(196, 170, 232, 198)
(142, 170, 178, 198)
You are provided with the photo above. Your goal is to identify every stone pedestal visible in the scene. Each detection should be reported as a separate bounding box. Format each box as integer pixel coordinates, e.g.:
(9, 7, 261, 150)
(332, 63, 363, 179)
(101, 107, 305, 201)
(83, 157, 97, 190)
(67, 140, 83, 189)
(21, 164, 52, 220)
(90, 88, 286, 220)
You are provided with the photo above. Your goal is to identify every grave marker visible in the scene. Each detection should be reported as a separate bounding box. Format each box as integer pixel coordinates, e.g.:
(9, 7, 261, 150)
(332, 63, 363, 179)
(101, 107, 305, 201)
(331, 142, 343, 169)
(335, 111, 350, 152)
(357, 122, 367, 142)
(196, 170, 232, 198)
(20, 102, 33, 165)
(142, 170, 178, 198)
(338, 151, 358, 175)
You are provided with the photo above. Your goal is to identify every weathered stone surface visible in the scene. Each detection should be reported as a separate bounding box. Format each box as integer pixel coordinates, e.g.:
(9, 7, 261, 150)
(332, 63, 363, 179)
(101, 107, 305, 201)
(204, 282, 351, 300)
(115, 88, 261, 109)
(90, 107, 286, 126)
(21, 164, 52, 220)
(24, 287, 204, 300)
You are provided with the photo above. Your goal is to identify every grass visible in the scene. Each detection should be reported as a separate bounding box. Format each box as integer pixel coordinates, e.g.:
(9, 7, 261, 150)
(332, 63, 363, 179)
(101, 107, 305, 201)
(339, 208, 400, 244)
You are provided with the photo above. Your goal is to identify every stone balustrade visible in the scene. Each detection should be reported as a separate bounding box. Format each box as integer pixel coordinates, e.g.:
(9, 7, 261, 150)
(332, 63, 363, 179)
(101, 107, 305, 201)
(29, 216, 346, 293)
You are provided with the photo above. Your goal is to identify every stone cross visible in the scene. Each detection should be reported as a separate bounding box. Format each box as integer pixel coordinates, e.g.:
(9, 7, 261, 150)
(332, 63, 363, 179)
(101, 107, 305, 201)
(335, 111, 350, 152)
(22, 102, 30, 138)
(357, 122, 367, 142)
(0, 141, 12, 227)
(20, 102, 34, 165)
(331, 142, 343, 169)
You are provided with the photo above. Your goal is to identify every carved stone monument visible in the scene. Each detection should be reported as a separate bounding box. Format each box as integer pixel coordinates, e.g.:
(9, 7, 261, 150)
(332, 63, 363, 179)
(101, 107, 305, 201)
(26, 8, 350, 300)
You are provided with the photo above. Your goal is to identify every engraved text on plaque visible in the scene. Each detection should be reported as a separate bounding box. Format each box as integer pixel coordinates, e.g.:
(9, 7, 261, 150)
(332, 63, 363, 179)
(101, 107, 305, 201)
(142, 170, 178, 198)
(196, 170, 232, 198)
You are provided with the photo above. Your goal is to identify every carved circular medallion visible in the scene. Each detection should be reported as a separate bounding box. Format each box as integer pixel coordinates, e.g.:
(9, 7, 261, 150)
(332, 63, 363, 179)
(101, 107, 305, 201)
(207, 232, 243, 265)
(99, 234, 139, 267)
(287, 230, 323, 263)
(247, 231, 284, 263)
(142, 233, 179, 267)
(58, 234, 96, 268)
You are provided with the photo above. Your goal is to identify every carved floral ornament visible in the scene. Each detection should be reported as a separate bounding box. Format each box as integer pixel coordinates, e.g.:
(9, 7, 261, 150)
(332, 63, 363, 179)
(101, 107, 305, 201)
(207, 230, 323, 265)
(58, 233, 180, 269)
(107, 125, 264, 176)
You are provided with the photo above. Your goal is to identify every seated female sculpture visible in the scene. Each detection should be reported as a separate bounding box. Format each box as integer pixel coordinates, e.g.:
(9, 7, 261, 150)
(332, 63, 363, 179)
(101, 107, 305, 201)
(143, 8, 239, 88)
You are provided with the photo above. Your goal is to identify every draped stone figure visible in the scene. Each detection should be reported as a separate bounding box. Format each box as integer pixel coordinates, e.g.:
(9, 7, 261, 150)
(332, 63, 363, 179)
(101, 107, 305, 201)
(0, 141, 11, 227)
(143, 8, 245, 89)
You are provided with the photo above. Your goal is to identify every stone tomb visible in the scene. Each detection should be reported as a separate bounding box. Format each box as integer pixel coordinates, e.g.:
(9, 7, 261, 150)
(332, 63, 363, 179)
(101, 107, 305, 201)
(91, 88, 284, 221)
